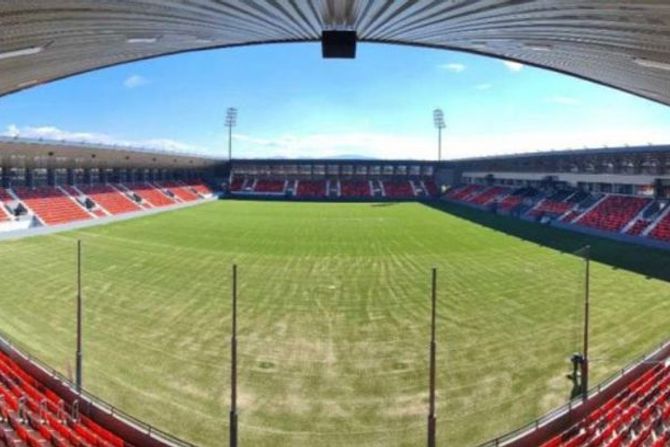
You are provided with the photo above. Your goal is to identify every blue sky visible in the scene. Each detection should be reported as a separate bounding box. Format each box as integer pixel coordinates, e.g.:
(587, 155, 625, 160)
(1, 42, 670, 160)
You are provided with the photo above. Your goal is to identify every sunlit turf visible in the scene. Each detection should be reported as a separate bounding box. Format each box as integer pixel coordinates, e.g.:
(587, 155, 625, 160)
(0, 200, 668, 446)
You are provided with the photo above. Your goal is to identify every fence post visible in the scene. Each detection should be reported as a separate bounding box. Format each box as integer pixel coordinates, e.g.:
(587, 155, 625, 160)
(76, 239, 83, 392)
(581, 245, 590, 401)
(230, 265, 238, 447)
(427, 267, 437, 447)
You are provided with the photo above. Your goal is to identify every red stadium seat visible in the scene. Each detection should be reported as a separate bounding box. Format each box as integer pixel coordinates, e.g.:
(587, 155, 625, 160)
(158, 181, 200, 202)
(125, 183, 176, 207)
(383, 180, 414, 198)
(0, 349, 125, 447)
(254, 179, 286, 193)
(649, 211, 670, 242)
(340, 180, 371, 198)
(13, 187, 91, 226)
(78, 185, 141, 215)
(576, 195, 650, 233)
(296, 180, 327, 198)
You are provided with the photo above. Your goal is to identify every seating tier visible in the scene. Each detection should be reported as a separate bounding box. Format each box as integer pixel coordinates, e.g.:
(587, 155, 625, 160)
(78, 185, 140, 215)
(13, 187, 91, 225)
(296, 180, 326, 198)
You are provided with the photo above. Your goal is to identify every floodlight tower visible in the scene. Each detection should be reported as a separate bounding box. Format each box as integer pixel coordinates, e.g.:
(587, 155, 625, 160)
(433, 109, 446, 161)
(225, 107, 238, 163)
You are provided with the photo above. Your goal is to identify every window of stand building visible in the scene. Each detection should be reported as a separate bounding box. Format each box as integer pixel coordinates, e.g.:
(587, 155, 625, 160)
(327, 164, 339, 176)
(31, 168, 48, 187)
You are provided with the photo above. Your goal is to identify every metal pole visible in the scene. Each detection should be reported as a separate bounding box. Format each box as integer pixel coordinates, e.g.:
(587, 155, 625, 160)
(75, 240, 83, 392)
(427, 267, 437, 447)
(582, 246, 590, 401)
(437, 127, 442, 162)
(230, 264, 238, 447)
(228, 125, 233, 162)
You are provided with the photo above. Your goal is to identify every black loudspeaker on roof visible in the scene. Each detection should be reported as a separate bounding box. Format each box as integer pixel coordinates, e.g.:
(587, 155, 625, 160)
(322, 30, 357, 59)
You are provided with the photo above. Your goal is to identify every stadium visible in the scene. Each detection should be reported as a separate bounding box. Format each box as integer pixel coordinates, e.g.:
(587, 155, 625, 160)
(0, 2, 669, 447)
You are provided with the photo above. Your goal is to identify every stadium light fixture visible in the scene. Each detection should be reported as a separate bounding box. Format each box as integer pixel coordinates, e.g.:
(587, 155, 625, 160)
(126, 37, 159, 44)
(633, 57, 670, 71)
(0, 45, 43, 60)
(523, 42, 553, 51)
(433, 109, 446, 161)
(225, 107, 238, 162)
(17, 79, 39, 88)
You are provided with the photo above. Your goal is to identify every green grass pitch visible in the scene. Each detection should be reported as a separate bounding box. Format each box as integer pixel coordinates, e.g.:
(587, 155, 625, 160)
(0, 200, 669, 446)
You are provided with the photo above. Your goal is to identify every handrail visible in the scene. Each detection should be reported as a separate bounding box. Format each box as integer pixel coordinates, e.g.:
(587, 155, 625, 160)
(478, 338, 670, 446)
(0, 327, 197, 447)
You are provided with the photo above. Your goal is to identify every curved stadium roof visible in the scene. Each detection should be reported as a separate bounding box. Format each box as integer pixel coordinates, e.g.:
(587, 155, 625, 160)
(2, 1, 670, 105)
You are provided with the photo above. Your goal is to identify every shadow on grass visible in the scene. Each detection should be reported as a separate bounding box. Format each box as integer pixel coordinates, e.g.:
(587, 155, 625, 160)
(424, 201, 670, 283)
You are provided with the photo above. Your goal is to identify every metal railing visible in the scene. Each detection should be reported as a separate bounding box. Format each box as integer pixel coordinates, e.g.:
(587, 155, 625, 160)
(478, 338, 670, 446)
(0, 327, 197, 447)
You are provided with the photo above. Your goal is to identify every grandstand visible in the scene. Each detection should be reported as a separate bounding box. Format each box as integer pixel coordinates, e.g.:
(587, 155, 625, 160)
(542, 358, 670, 447)
(228, 160, 437, 200)
(442, 145, 670, 251)
(0, 138, 215, 233)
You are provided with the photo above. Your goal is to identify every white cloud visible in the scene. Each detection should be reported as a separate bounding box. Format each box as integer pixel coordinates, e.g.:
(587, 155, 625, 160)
(6, 124, 669, 162)
(444, 128, 670, 160)
(123, 74, 149, 89)
(502, 60, 524, 72)
(547, 96, 581, 106)
(233, 132, 436, 160)
(1, 124, 209, 154)
(438, 63, 466, 73)
(475, 83, 492, 91)
(231, 127, 670, 161)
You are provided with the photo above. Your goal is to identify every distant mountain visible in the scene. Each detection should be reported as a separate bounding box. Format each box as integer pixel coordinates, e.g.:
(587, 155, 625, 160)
(245, 154, 380, 160)
(329, 154, 379, 160)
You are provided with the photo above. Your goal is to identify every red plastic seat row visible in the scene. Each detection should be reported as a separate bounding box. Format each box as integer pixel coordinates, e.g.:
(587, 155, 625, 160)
(529, 199, 573, 217)
(446, 184, 484, 201)
(296, 180, 326, 197)
(541, 361, 670, 447)
(626, 219, 652, 236)
(423, 180, 439, 197)
(383, 181, 414, 198)
(0, 188, 14, 203)
(230, 177, 245, 192)
(159, 182, 199, 202)
(340, 181, 371, 198)
(13, 187, 91, 226)
(0, 350, 123, 447)
(185, 180, 212, 195)
(498, 195, 523, 211)
(649, 211, 670, 242)
(468, 187, 509, 206)
(577, 195, 650, 233)
(254, 179, 285, 193)
(78, 185, 140, 215)
(125, 183, 176, 207)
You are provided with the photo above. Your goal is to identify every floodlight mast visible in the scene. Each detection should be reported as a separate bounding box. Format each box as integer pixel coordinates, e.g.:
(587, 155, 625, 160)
(225, 107, 238, 164)
(433, 109, 446, 161)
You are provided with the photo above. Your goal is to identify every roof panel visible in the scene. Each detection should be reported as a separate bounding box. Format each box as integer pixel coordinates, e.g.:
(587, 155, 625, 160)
(1, 1, 670, 104)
